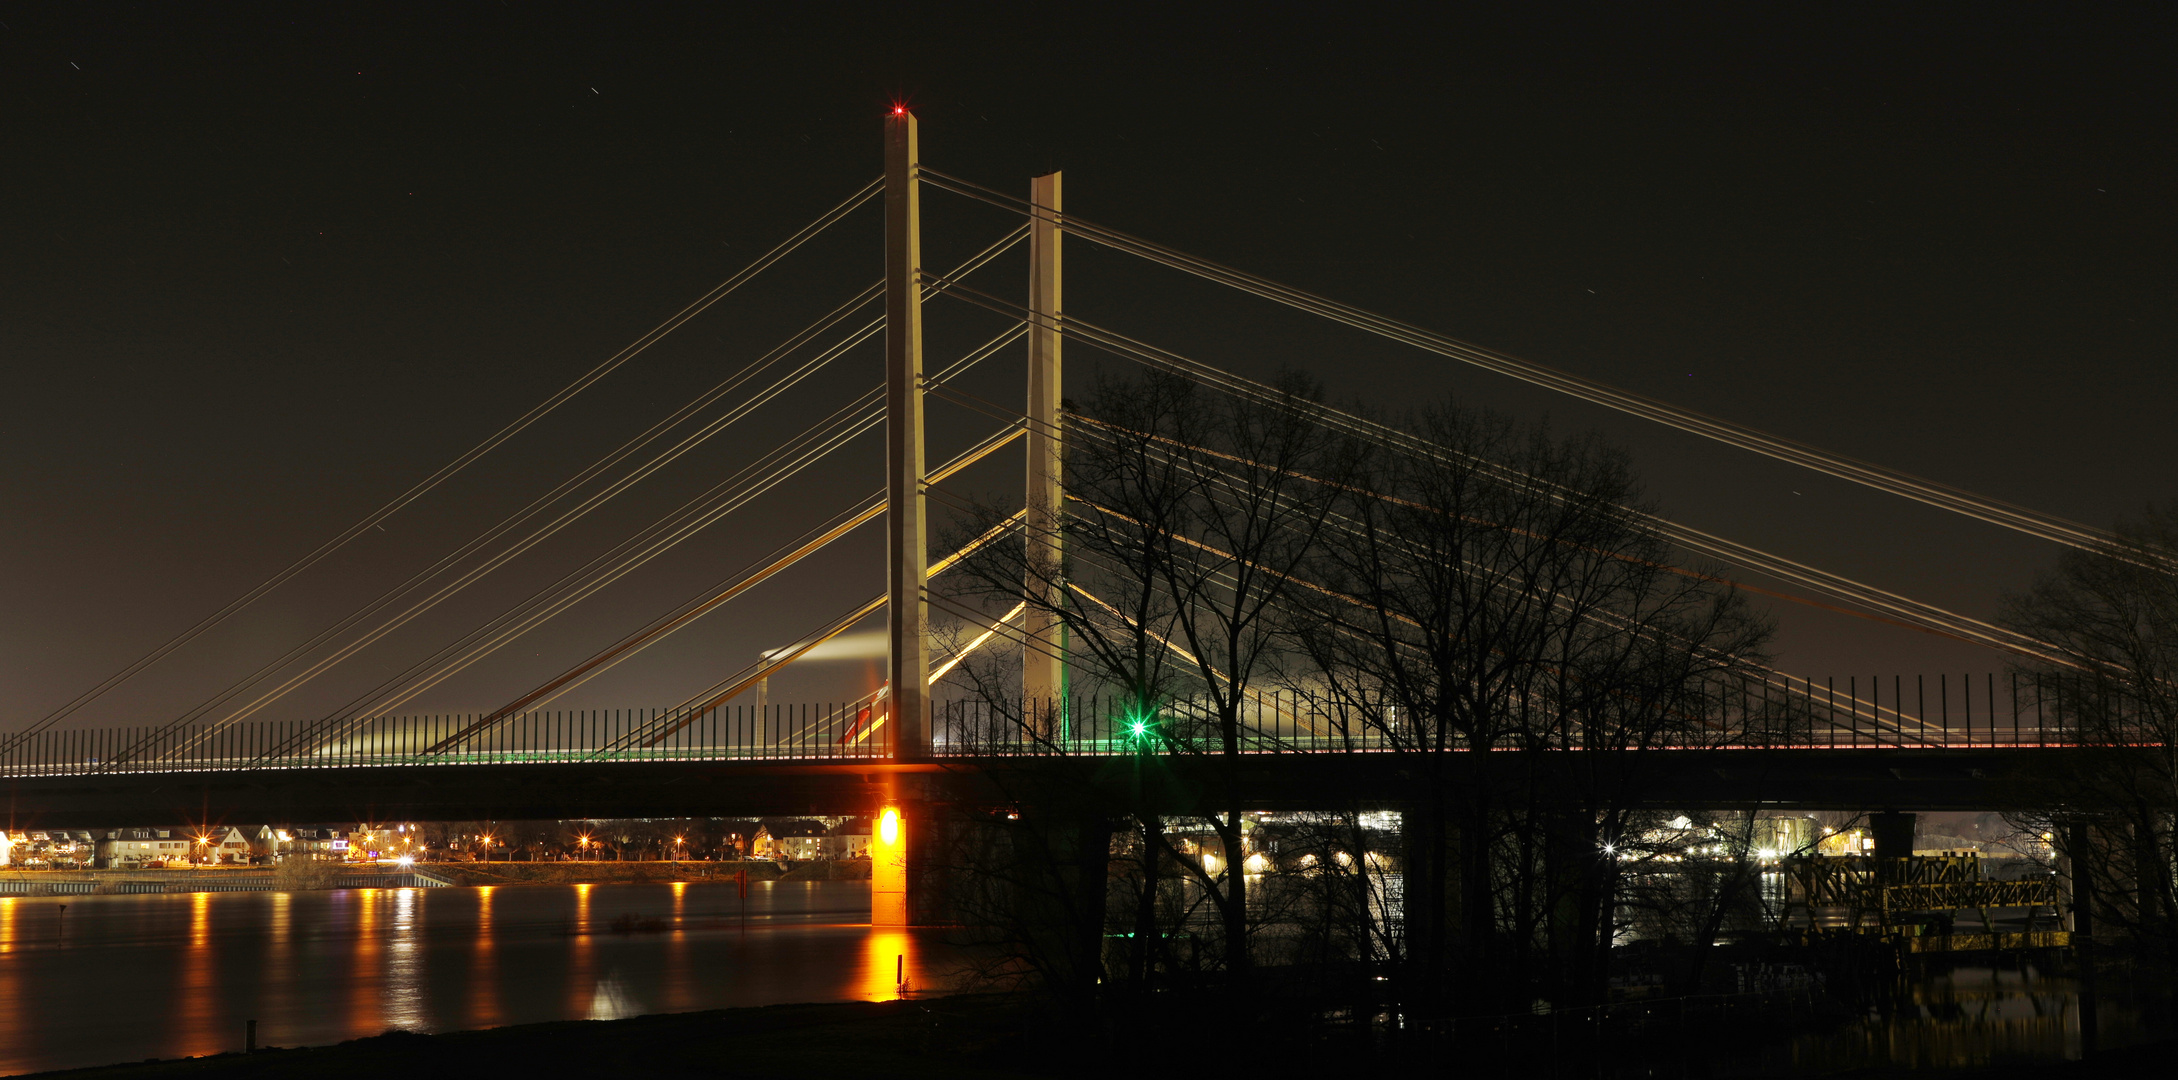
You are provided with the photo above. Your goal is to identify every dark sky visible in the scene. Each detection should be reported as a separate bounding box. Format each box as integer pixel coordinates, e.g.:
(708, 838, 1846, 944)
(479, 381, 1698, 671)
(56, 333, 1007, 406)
(4, 4, 2173, 729)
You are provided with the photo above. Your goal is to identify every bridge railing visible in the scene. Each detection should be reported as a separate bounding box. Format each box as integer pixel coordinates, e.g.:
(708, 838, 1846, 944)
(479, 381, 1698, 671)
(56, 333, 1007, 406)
(934, 674, 2096, 756)
(0, 674, 2134, 779)
(0, 703, 895, 779)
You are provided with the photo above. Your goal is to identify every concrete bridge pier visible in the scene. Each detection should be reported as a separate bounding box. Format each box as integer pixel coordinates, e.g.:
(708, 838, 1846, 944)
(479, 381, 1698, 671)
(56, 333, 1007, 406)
(1545, 809, 1609, 1005)
(2061, 821, 2102, 1057)
(871, 786, 946, 927)
(871, 771, 953, 927)
(1002, 805, 1113, 996)
(1399, 798, 1467, 1009)
(1869, 811, 1917, 863)
(872, 800, 912, 926)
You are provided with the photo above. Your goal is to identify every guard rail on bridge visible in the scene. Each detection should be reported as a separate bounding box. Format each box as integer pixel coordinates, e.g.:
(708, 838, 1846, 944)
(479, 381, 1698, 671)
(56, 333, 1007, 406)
(0, 674, 2124, 781)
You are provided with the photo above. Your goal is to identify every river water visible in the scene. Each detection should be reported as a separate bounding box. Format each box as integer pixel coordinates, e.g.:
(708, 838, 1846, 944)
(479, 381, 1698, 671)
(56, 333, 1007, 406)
(0, 881, 944, 1076)
(1, 883, 2166, 1076)
(1758, 963, 2171, 1075)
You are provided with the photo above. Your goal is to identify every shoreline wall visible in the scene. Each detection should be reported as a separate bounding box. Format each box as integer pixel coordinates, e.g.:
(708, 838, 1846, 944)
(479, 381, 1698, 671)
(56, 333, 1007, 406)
(0, 859, 870, 894)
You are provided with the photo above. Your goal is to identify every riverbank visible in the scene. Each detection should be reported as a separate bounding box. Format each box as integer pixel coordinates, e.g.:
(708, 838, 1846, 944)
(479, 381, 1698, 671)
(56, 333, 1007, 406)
(32, 996, 1052, 1079)
(424, 858, 870, 887)
(28, 995, 2176, 1079)
(0, 869, 442, 895)
(0, 859, 868, 894)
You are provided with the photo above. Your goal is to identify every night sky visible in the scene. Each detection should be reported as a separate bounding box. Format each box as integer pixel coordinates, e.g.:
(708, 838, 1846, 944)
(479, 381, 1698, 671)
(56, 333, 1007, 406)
(4, 5, 2172, 729)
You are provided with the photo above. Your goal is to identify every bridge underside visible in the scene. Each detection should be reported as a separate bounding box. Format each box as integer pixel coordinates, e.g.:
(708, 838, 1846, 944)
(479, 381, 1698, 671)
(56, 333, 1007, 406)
(0, 747, 2075, 829)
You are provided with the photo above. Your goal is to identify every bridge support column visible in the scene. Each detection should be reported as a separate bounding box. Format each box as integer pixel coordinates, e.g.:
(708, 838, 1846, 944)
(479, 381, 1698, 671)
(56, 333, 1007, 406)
(1545, 810, 1607, 1005)
(873, 803, 911, 926)
(2062, 821, 2101, 1055)
(885, 108, 930, 760)
(873, 776, 950, 928)
(1017, 806, 1112, 997)
(1400, 800, 1465, 1009)
(1023, 170, 1065, 736)
(1869, 811, 1916, 863)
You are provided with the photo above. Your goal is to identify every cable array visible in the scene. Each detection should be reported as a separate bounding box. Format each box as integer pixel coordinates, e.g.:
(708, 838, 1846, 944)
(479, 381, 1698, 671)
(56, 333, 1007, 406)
(926, 275, 2067, 667)
(587, 506, 1031, 752)
(919, 168, 2119, 555)
(112, 226, 1024, 763)
(965, 408, 1945, 741)
(46, 154, 2104, 769)
(6, 178, 885, 751)
(416, 339, 1031, 756)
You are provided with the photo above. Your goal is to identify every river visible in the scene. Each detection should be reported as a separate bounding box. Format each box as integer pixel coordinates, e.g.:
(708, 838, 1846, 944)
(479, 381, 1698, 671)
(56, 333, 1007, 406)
(0, 881, 943, 1075)
(2, 882, 2167, 1076)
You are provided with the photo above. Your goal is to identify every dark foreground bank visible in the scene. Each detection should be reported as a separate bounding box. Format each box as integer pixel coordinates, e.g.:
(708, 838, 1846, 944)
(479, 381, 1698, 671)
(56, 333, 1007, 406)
(27, 993, 2178, 1080)
(29, 996, 1051, 1079)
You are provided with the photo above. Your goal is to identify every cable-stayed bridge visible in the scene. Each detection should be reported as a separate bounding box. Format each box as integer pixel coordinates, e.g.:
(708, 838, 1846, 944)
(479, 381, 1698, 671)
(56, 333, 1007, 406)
(0, 111, 2138, 842)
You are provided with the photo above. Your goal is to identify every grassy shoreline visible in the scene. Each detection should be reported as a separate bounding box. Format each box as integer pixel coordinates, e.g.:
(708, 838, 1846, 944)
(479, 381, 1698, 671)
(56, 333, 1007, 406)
(422, 859, 870, 887)
(29, 996, 1047, 1079)
(0, 860, 870, 894)
(22, 990, 2175, 1078)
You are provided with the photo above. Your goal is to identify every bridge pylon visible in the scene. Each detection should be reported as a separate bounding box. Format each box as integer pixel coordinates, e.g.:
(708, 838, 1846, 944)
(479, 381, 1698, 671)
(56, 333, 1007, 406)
(885, 108, 930, 761)
(1024, 170, 1065, 734)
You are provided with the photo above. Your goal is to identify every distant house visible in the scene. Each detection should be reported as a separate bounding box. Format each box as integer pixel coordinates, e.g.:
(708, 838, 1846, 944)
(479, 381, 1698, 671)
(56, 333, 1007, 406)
(0, 830, 92, 867)
(28, 830, 95, 868)
(211, 826, 252, 864)
(275, 827, 352, 859)
(827, 818, 873, 859)
(717, 820, 761, 859)
(754, 819, 831, 860)
(95, 828, 192, 867)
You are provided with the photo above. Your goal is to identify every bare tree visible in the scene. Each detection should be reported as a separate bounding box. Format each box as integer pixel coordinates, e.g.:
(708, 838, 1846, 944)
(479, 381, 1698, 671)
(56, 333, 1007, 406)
(1287, 403, 1772, 1012)
(940, 369, 1355, 985)
(2001, 503, 2178, 968)
(939, 379, 1768, 1020)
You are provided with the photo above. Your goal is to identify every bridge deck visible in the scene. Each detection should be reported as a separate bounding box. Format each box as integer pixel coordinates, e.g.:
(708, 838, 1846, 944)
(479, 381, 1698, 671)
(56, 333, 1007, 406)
(0, 698, 2103, 782)
(0, 744, 2098, 827)
(0, 700, 2117, 826)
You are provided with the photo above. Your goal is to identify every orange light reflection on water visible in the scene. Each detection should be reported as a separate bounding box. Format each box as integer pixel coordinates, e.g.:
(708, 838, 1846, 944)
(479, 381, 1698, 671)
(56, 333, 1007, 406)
(862, 929, 916, 1001)
(0, 899, 19, 1060)
(469, 885, 500, 1029)
(381, 889, 424, 1032)
(568, 883, 594, 1017)
(347, 890, 380, 1039)
(266, 891, 293, 991)
(0, 879, 964, 1074)
(173, 892, 223, 1059)
(661, 881, 692, 1011)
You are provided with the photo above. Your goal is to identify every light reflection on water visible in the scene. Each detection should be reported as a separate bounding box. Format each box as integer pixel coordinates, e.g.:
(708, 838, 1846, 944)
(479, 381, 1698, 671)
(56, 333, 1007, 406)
(863, 929, 917, 1002)
(469, 885, 499, 1030)
(0, 881, 946, 1075)
(173, 892, 220, 1060)
(1762, 964, 2166, 1074)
